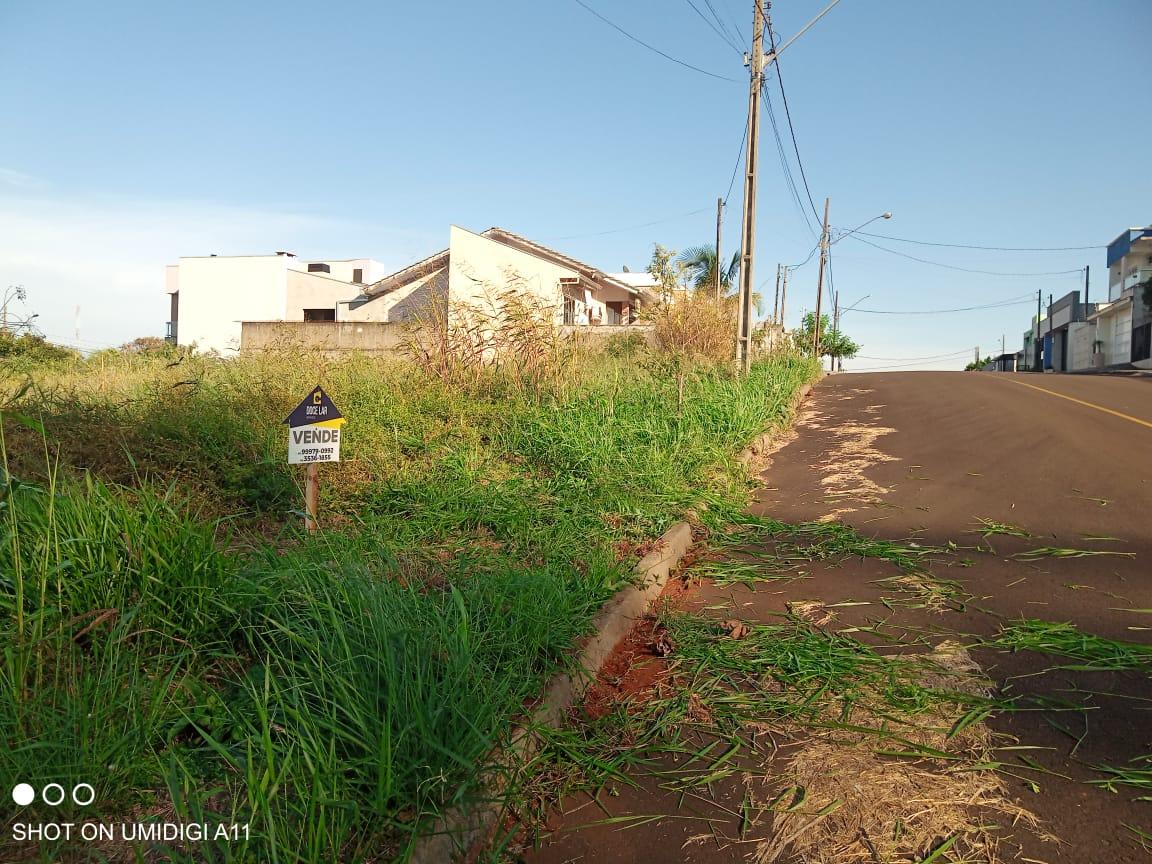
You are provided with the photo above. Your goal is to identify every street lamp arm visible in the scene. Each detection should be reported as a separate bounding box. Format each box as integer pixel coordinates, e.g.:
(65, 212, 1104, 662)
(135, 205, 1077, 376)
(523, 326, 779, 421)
(768, 0, 846, 62)
(831, 213, 893, 246)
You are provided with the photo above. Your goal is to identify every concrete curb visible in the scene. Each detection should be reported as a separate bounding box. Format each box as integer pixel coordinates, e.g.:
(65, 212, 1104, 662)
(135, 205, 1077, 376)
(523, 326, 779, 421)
(410, 373, 823, 862)
(735, 376, 820, 468)
(410, 523, 694, 864)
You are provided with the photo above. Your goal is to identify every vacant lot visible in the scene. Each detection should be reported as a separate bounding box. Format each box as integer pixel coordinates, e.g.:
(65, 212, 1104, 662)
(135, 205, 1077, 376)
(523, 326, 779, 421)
(0, 342, 816, 862)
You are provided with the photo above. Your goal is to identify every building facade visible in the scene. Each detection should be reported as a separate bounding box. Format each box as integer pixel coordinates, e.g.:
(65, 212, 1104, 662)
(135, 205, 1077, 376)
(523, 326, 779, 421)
(165, 253, 385, 355)
(341, 226, 658, 326)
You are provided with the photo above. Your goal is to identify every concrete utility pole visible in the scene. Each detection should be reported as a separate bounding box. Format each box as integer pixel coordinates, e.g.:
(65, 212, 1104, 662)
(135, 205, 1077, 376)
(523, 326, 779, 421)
(1035, 288, 1042, 371)
(974, 346, 980, 368)
(715, 197, 724, 300)
(779, 265, 789, 327)
(811, 197, 831, 357)
(1048, 293, 1054, 371)
(832, 290, 840, 372)
(773, 263, 782, 324)
(735, 0, 766, 371)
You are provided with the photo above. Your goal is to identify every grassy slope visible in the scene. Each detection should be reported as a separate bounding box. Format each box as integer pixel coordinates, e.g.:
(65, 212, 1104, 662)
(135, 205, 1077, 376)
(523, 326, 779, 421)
(0, 349, 817, 863)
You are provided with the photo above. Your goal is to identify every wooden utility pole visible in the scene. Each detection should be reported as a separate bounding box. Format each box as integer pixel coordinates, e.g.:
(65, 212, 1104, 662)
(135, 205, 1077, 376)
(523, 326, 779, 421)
(304, 462, 319, 533)
(715, 197, 724, 300)
(773, 263, 782, 323)
(735, 0, 766, 371)
(1083, 264, 1090, 312)
(811, 197, 831, 357)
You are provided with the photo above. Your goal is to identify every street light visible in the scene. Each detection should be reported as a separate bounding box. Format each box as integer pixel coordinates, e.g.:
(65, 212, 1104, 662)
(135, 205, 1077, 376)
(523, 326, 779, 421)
(825, 212, 890, 369)
(831, 212, 892, 246)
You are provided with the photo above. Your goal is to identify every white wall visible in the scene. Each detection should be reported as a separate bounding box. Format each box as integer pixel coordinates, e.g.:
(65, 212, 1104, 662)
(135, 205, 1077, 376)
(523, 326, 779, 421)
(285, 270, 361, 319)
(1068, 321, 1096, 371)
(175, 256, 290, 354)
(1097, 303, 1132, 366)
(343, 268, 447, 322)
(307, 258, 388, 285)
(447, 226, 575, 320)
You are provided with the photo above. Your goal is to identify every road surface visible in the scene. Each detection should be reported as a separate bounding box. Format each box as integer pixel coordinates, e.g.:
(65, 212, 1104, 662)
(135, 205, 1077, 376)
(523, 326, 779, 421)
(525, 371, 1152, 864)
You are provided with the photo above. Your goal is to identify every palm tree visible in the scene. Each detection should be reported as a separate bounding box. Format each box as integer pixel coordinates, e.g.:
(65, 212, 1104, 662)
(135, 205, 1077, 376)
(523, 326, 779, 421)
(676, 246, 740, 295)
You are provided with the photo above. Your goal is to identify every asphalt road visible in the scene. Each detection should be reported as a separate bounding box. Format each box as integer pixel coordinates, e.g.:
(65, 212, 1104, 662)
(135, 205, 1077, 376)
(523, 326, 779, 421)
(525, 371, 1152, 864)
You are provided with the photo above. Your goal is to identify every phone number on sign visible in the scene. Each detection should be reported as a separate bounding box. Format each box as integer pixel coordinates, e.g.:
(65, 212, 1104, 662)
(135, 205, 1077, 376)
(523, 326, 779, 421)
(295, 447, 337, 462)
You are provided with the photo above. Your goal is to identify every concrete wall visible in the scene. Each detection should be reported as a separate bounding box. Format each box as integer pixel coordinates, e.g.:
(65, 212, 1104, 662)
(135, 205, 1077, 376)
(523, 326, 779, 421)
(560, 324, 656, 345)
(176, 256, 291, 355)
(1097, 302, 1133, 366)
(241, 321, 407, 354)
(311, 258, 388, 285)
(285, 270, 361, 319)
(1068, 320, 1096, 371)
(344, 268, 448, 323)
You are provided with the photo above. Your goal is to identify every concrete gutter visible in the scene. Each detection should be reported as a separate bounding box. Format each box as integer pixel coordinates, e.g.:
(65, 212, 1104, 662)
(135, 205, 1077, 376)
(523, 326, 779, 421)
(410, 374, 822, 863)
(410, 523, 693, 864)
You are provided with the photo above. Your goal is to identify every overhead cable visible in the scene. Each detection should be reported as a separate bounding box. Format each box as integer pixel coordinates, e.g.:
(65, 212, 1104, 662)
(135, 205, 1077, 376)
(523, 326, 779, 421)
(570, 0, 739, 82)
(845, 235, 1087, 277)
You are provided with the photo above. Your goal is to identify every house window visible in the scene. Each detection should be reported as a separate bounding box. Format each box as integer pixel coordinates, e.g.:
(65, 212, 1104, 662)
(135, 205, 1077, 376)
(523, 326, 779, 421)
(303, 308, 336, 322)
(605, 301, 623, 325)
(563, 295, 576, 325)
(352, 268, 364, 284)
(307, 262, 331, 274)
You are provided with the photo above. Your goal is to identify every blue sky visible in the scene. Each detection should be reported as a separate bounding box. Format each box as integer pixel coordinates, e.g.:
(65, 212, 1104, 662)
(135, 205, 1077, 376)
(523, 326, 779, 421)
(1, 0, 1149, 365)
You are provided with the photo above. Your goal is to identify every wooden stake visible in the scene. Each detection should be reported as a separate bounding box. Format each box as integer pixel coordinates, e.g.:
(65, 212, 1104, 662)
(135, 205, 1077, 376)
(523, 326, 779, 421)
(304, 462, 319, 533)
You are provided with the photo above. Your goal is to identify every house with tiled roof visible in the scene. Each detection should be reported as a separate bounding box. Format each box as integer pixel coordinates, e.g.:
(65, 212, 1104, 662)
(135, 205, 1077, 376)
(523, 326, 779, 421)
(339, 225, 660, 327)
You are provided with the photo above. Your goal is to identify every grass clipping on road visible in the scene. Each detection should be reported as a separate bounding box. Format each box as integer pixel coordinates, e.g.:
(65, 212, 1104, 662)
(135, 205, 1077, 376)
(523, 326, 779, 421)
(526, 604, 1043, 863)
(674, 617, 1040, 864)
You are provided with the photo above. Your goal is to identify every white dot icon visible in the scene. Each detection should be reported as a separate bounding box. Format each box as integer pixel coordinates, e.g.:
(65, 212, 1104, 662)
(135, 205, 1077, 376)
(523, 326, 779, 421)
(12, 783, 34, 806)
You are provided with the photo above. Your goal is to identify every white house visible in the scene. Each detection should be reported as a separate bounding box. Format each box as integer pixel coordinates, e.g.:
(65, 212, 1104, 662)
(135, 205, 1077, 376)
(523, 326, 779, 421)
(341, 225, 659, 326)
(1104, 226, 1152, 368)
(165, 253, 387, 354)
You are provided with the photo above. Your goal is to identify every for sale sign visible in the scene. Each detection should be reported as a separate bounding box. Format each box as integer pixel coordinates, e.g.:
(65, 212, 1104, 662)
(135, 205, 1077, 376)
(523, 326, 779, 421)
(284, 386, 346, 464)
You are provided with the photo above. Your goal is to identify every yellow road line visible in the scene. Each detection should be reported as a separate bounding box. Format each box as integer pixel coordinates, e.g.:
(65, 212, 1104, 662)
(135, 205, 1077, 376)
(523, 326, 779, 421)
(1002, 377, 1152, 430)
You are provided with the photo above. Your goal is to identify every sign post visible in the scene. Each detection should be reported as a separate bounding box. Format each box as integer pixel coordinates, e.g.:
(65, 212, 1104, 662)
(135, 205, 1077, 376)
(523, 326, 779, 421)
(284, 385, 346, 533)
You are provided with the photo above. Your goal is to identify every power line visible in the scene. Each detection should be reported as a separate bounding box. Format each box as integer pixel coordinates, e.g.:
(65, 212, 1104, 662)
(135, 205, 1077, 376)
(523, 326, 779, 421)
(724, 116, 749, 204)
(766, 22, 821, 224)
(853, 295, 1037, 315)
(855, 348, 975, 361)
(853, 230, 1105, 253)
(569, 0, 739, 82)
(762, 80, 819, 239)
(683, 0, 742, 54)
(848, 358, 974, 371)
(703, 0, 746, 50)
(845, 235, 1087, 277)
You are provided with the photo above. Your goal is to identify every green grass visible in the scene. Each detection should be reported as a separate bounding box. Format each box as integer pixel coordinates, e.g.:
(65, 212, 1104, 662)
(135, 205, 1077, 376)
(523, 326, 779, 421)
(980, 619, 1152, 672)
(0, 348, 818, 862)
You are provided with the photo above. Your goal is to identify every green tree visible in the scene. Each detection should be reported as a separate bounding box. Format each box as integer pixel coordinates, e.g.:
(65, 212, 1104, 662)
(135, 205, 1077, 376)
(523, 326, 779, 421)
(646, 244, 688, 300)
(676, 245, 741, 294)
(120, 336, 173, 354)
(0, 331, 75, 363)
(791, 312, 859, 362)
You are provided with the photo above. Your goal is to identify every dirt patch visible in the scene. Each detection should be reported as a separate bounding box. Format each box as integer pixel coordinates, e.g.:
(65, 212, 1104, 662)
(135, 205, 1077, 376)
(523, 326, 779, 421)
(580, 577, 694, 720)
